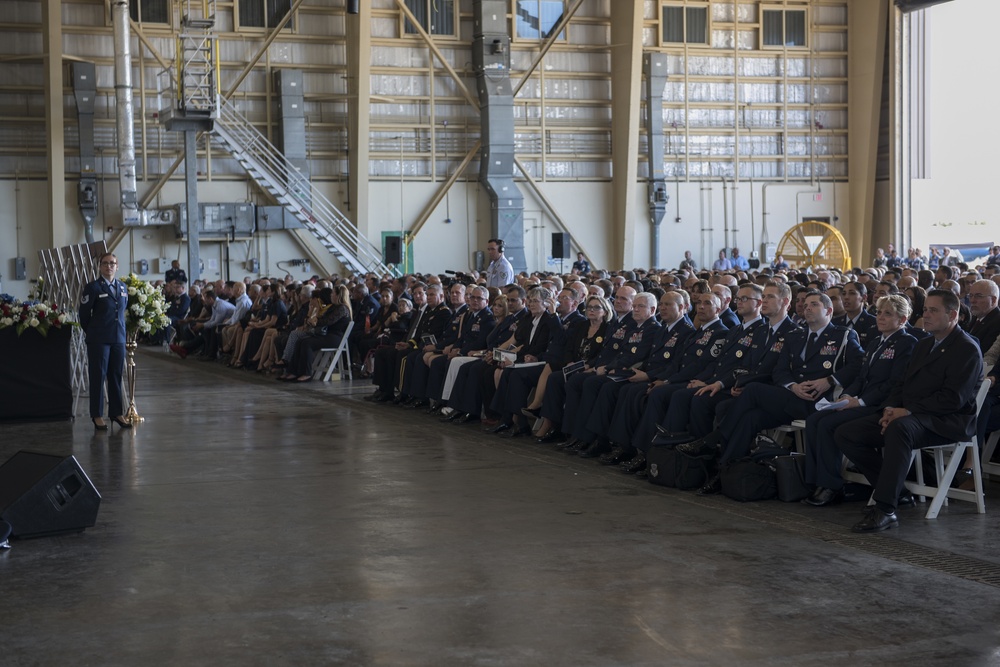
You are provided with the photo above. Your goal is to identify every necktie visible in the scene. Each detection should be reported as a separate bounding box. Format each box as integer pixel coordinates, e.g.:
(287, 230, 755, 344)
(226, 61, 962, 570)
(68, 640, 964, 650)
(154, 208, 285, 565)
(764, 327, 775, 350)
(803, 332, 818, 360)
(408, 306, 425, 339)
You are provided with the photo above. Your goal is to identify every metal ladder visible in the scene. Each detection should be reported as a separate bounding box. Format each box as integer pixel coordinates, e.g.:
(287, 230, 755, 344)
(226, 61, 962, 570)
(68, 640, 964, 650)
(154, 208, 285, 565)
(212, 98, 391, 276)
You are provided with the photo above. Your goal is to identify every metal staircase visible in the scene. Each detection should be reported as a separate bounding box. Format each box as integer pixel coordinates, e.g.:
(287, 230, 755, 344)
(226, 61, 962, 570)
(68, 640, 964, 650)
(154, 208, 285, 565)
(212, 99, 392, 276)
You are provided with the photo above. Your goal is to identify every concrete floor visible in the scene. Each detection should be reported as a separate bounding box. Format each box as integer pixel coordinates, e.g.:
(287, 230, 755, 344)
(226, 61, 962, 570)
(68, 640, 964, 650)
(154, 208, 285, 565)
(2, 349, 999, 666)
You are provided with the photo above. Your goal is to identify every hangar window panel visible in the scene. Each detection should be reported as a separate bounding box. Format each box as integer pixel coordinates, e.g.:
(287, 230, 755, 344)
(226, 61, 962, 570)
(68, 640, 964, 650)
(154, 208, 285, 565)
(238, 0, 294, 30)
(403, 0, 456, 37)
(515, 1, 567, 40)
(661, 4, 709, 45)
(761, 7, 807, 48)
(129, 0, 169, 24)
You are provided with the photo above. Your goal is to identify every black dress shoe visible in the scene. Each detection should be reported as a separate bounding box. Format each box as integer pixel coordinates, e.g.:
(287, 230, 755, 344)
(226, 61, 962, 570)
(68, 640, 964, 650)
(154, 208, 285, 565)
(897, 492, 916, 508)
(392, 394, 410, 405)
(372, 392, 394, 403)
(578, 440, 611, 458)
(558, 438, 580, 450)
(697, 473, 721, 495)
(651, 433, 695, 447)
(440, 410, 464, 422)
(453, 413, 477, 425)
(802, 487, 843, 507)
(486, 422, 512, 434)
(599, 446, 632, 466)
(406, 398, 429, 409)
(500, 426, 532, 438)
(620, 452, 646, 474)
(111, 416, 133, 429)
(676, 438, 719, 459)
(566, 439, 589, 453)
(536, 431, 567, 444)
(92, 418, 108, 431)
(655, 424, 689, 439)
(851, 508, 899, 533)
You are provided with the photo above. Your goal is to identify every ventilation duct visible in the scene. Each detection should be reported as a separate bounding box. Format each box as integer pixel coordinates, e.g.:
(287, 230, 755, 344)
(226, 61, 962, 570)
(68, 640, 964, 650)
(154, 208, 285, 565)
(644, 54, 669, 268)
(473, 0, 526, 273)
(71, 62, 99, 243)
(110, 0, 140, 226)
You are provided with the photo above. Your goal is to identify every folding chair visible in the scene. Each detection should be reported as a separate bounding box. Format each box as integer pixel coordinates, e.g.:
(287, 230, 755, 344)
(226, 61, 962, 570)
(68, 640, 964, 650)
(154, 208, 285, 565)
(982, 430, 1000, 480)
(313, 321, 354, 382)
(904, 379, 991, 519)
(767, 420, 807, 454)
(842, 380, 990, 519)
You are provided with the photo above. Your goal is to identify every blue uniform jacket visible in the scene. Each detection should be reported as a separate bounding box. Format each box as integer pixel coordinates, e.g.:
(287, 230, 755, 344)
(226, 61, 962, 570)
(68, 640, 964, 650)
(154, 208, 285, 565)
(591, 314, 637, 367)
(641, 319, 696, 378)
(79, 278, 128, 345)
(695, 317, 767, 383)
(606, 317, 661, 374)
(655, 319, 729, 383)
(454, 308, 496, 355)
(844, 328, 917, 407)
(773, 323, 865, 397)
(729, 316, 801, 388)
(833, 310, 878, 350)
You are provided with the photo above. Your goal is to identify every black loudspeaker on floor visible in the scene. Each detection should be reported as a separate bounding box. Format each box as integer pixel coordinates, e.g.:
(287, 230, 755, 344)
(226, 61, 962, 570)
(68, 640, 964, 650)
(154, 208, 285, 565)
(0, 451, 101, 539)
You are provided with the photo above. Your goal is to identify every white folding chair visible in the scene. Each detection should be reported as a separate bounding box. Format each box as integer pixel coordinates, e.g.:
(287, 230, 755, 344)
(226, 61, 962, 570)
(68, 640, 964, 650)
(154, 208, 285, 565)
(840, 379, 991, 519)
(312, 321, 354, 382)
(904, 379, 991, 519)
(767, 419, 807, 453)
(982, 430, 1000, 480)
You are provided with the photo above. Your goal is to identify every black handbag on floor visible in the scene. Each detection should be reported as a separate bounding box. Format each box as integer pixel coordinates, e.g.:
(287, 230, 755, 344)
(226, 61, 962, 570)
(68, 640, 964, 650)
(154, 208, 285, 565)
(770, 453, 810, 502)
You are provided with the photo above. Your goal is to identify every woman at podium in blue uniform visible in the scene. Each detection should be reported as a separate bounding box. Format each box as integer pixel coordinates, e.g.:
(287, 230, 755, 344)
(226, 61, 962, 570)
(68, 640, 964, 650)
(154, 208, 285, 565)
(79, 252, 131, 430)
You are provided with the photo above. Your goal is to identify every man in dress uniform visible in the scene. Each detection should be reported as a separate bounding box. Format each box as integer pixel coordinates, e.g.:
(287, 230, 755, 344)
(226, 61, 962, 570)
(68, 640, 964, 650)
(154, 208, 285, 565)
(836, 289, 983, 532)
(647, 283, 769, 448)
(605, 293, 729, 466)
(801, 294, 917, 507)
(577, 291, 693, 460)
(79, 252, 130, 430)
(679, 291, 864, 494)
(832, 282, 878, 350)
(165, 259, 186, 285)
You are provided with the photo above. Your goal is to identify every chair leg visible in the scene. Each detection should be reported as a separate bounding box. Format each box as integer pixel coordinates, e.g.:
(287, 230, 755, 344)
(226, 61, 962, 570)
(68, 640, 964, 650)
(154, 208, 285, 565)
(925, 444, 969, 519)
(971, 442, 986, 514)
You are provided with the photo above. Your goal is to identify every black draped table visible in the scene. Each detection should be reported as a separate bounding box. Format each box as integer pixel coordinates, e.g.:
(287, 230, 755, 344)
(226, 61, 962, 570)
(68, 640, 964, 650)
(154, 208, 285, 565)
(0, 327, 73, 421)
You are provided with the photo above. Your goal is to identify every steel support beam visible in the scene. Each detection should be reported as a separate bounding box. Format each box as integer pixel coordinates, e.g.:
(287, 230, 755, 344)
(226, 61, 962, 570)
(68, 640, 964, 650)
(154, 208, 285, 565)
(609, 0, 644, 269)
(42, 0, 67, 248)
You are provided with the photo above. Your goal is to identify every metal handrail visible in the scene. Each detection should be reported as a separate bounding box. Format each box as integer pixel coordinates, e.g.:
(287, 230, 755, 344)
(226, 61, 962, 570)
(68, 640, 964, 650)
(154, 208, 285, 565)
(215, 99, 392, 276)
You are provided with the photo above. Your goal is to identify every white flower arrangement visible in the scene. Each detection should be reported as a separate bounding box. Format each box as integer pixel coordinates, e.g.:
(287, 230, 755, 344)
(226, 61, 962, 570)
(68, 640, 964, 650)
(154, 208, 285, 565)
(121, 273, 170, 338)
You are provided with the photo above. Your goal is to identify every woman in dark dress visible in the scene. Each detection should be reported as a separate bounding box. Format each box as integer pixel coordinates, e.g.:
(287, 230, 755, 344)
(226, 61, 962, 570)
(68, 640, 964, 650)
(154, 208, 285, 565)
(529, 295, 611, 439)
(279, 285, 353, 382)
